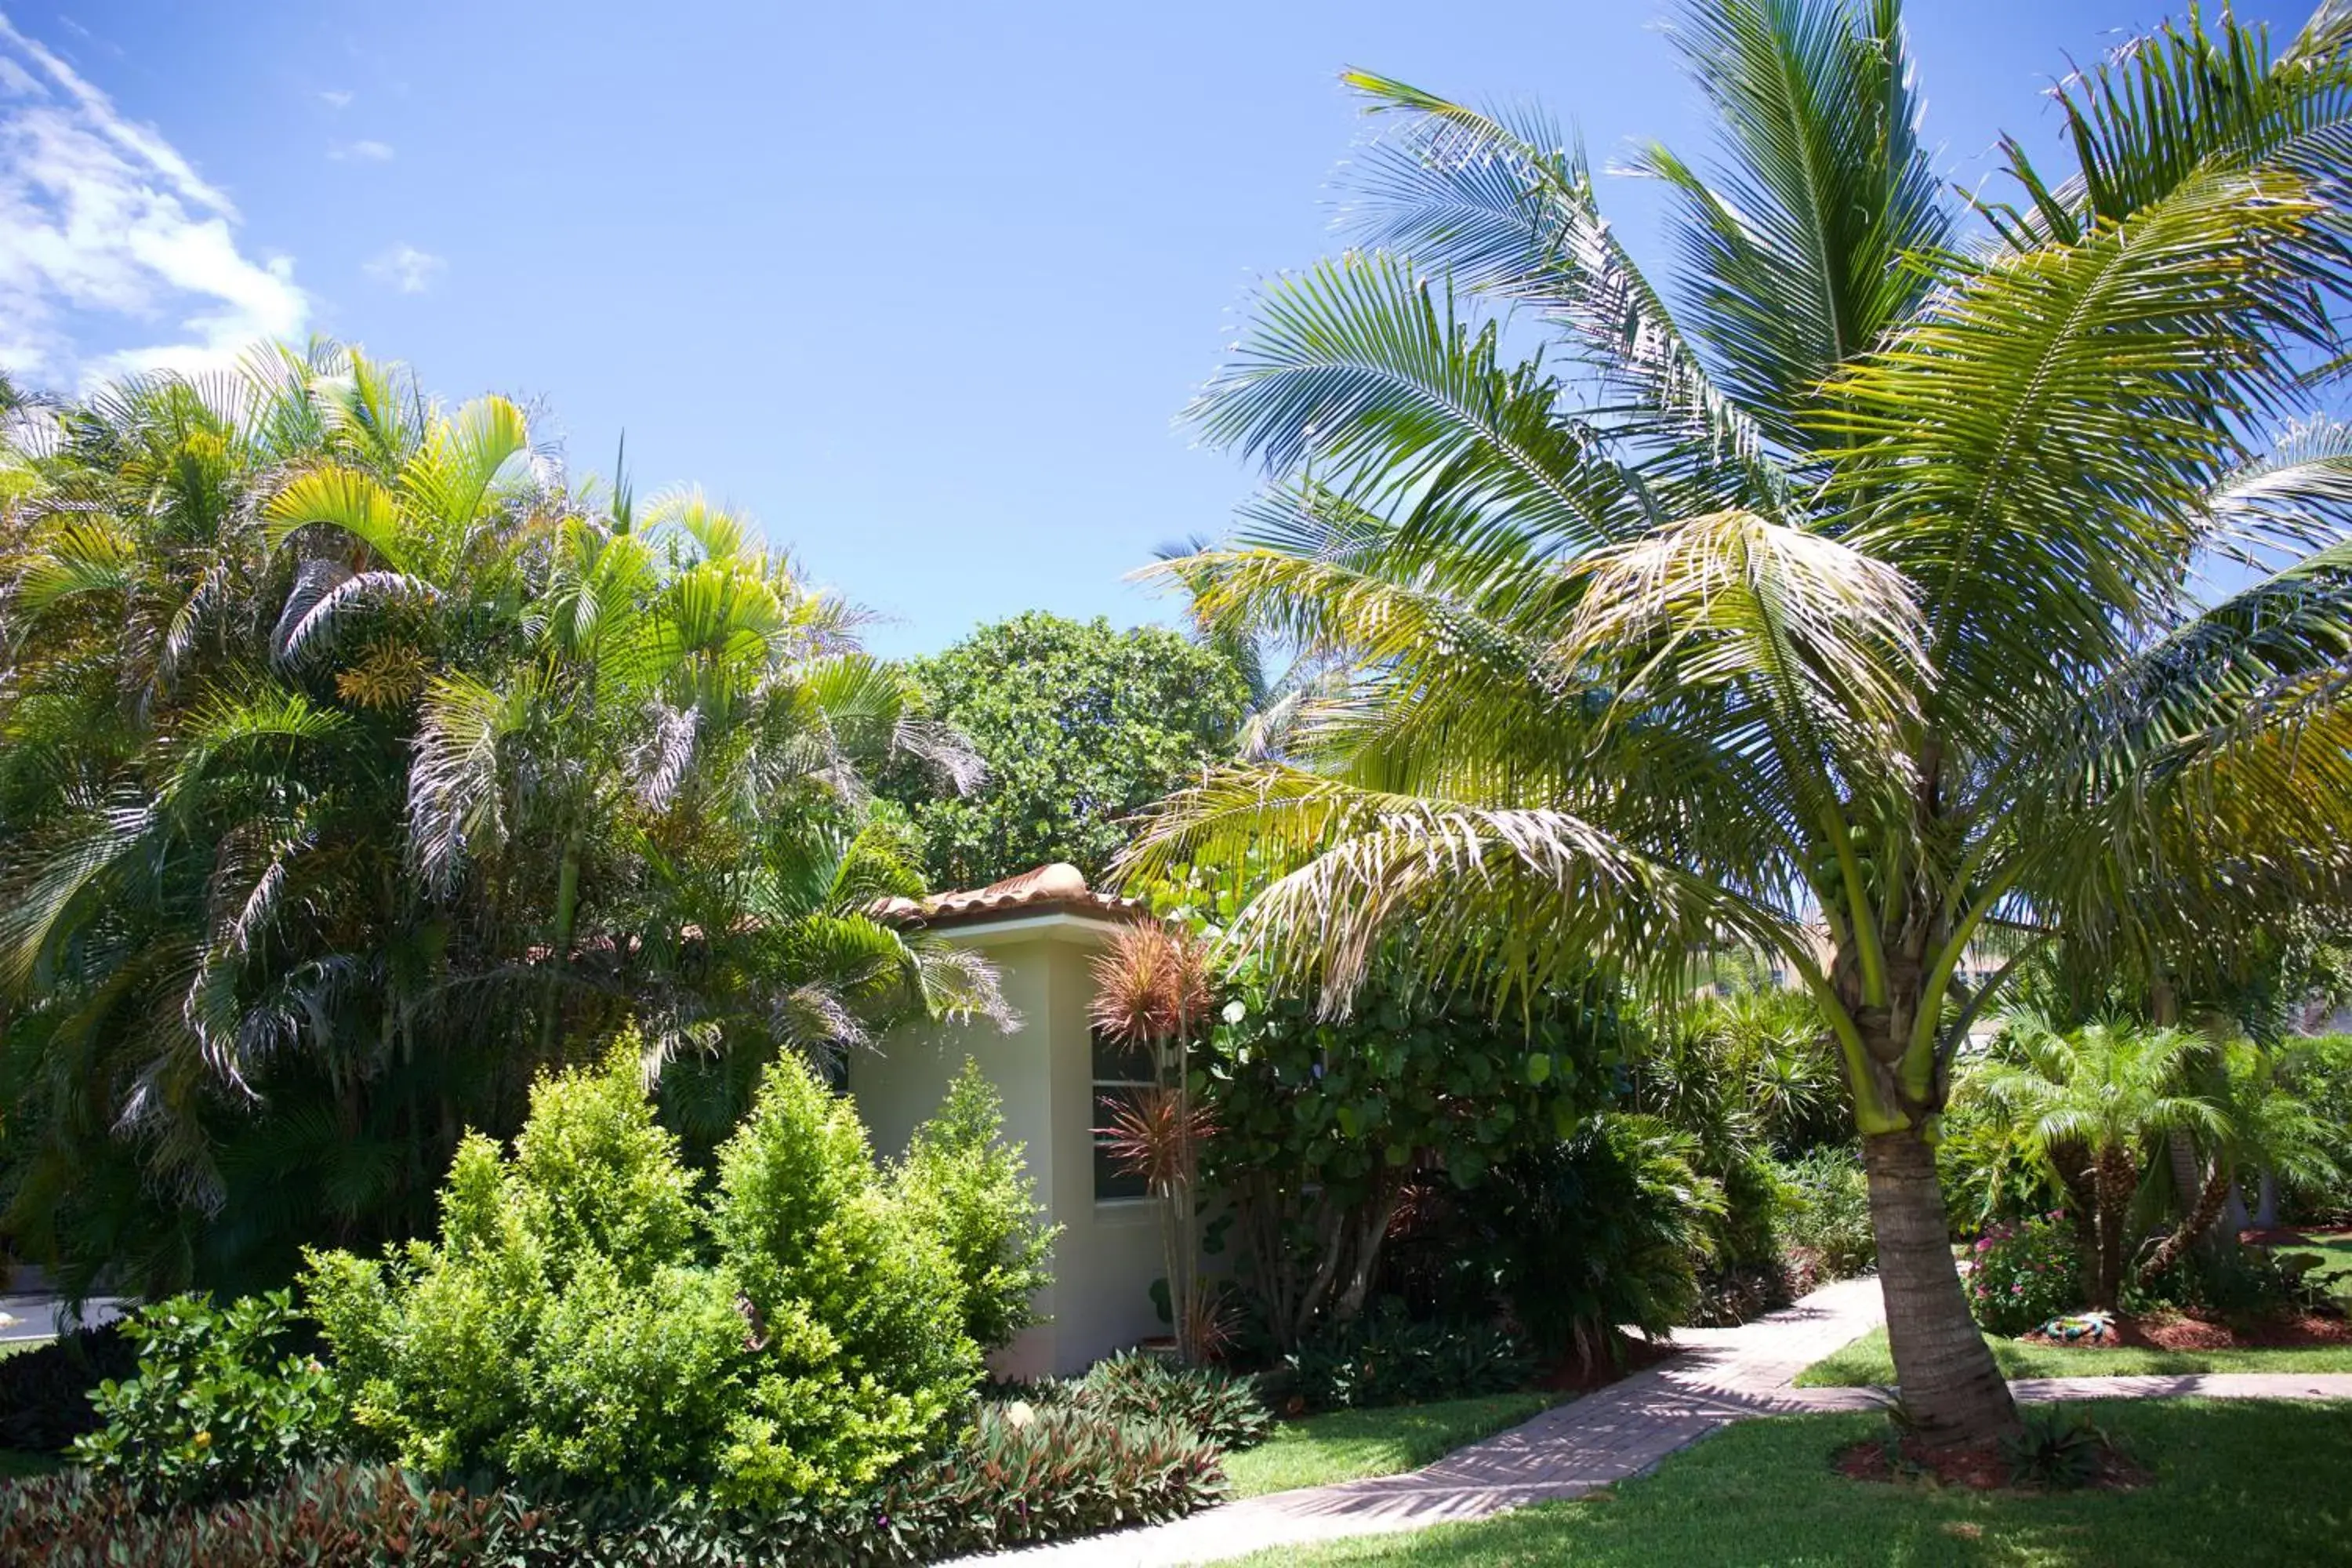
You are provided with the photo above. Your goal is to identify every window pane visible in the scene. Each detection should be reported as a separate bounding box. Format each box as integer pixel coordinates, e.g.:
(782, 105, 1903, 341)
(1096, 1027, 1160, 1083)
(1094, 1136, 1149, 1201)
(1092, 1083, 1152, 1200)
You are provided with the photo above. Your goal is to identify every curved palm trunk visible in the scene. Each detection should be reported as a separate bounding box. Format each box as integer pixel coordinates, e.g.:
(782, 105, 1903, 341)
(1864, 1130, 2016, 1441)
(2142, 1166, 2232, 1287)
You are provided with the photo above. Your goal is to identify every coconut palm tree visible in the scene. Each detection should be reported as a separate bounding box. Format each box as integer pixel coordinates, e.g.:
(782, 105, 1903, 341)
(1124, 0, 2352, 1439)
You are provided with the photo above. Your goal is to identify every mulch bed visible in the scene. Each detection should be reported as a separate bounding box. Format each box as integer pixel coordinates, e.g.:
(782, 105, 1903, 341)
(1833, 1432, 2148, 1493)
(1537, 1332, 1682, 1393)
(2020, 1311, 2351, 1352)
(2236, 1226, 2352, 1248)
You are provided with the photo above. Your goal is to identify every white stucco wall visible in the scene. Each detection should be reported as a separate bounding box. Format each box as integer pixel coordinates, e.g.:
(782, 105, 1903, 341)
(849, 912, 1164, 1378)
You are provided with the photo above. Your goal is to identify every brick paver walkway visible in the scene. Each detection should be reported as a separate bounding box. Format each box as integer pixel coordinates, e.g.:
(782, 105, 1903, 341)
(954, 1276, 2352, 1567)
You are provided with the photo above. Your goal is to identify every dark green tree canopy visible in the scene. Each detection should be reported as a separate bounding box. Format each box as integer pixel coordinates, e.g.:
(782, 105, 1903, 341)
(889, 612, 1248, 888)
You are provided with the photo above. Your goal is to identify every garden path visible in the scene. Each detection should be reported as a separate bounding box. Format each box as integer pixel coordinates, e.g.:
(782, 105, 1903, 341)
(955, 1277, 2352, 1568)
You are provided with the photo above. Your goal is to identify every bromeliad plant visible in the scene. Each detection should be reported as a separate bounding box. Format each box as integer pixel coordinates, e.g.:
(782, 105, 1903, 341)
(1127, 0, 2352, 1441)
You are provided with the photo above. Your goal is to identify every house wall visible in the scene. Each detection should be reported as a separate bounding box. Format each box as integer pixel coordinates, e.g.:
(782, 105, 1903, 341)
(850, 914, 1163, 1378)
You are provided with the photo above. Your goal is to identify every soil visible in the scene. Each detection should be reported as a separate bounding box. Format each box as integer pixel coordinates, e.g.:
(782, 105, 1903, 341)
(2020, 1310, 2352, 1352)
(1833, 1432, 2148, 1493)
(2237, 1225, 2352, 1248)
(1537, 1332, 1682, 1393)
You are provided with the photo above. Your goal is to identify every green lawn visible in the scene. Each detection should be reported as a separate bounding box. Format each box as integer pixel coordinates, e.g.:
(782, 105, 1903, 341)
(2283, 1235, 2352, 1293)
(1222, 1394, 1558, 1500)
(1229, 1400, 2352, 1566)
(1794, 1324, 2352, 1386)
(0, 1449, 64, 1479)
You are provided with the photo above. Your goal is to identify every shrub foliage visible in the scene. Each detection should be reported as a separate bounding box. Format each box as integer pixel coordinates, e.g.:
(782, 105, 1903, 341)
(70, 1291, 342, 1508)
(304, 1035, 981, 1505)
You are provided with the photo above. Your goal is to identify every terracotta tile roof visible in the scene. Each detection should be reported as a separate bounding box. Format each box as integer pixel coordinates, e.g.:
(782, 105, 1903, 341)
(873, 861, 1154, 931)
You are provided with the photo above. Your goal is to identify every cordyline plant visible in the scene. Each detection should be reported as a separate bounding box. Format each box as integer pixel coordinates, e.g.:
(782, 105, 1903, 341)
(1123, 0, 2352, 1441)
(1090, 922, 1219, 1363)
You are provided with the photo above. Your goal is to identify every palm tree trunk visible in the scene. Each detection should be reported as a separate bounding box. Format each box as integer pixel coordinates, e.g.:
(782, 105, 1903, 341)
(1863, 1129, 2016, 1442)
(2141, 1166, 2231, 1287)
(2089, 1147, 2134, 1311)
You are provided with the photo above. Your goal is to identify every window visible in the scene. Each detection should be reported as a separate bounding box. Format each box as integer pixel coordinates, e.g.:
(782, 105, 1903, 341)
(1091, 1028, 1154, 1201)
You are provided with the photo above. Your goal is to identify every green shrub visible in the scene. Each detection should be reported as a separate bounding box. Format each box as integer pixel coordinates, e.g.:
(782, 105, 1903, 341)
(1772, 1148, 1876, 1279)
(710, 1053, 980, 1501)
(304, 1034, 984, 1507)
(306, 1047, 751, 1488)
(1057, 1351, 1272, 1450)
(1965, 1214, 2083, 1335)
(2, 1403, 1225, 1566)
(1465, 1113, 1724, 1363)
(891, 1058, 1058, 1353)
(0, 1321, 136, 1452)
(1279, 1304, 1534, 1412)
(68, 1291, 342, 1507)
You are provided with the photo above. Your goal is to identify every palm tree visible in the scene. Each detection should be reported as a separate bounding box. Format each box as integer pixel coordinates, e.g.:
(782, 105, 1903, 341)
(1123, 1, 2352, 1439)
(0, 343, 1000, 1297)
(1963, 1018, 2222, 1310)
(2140, 1036, 2342, 1280)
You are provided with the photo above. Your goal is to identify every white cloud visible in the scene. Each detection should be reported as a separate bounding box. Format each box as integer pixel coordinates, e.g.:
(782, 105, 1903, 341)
(328, 138, 392, 162)
(317, 88, 354, 110)
(363, 243, 443, 295)
(0, 10, 308, 383)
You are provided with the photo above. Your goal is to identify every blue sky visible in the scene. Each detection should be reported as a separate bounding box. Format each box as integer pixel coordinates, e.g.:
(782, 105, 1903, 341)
(0, 1, 2321, 654)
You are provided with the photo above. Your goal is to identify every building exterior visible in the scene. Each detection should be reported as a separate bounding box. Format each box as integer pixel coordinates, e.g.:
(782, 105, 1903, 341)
(855, 863, 1167, 1378)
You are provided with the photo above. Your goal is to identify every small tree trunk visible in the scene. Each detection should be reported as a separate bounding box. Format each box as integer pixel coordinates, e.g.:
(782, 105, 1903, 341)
(1864, 1129, 2017, 1443)
(2088, 1147, 2142, 1312)
(2167, 1131, 2202, 1221)
(2142, 1167, 2232, 1288)
(2254, 1169, 2281, 1229)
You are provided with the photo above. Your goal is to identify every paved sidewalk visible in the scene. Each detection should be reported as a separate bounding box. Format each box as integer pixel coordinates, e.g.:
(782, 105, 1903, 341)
(0, 1294, 126, 1343)
(953, 1279, 2352, 1568)
(950, 1276, 1890, 1567)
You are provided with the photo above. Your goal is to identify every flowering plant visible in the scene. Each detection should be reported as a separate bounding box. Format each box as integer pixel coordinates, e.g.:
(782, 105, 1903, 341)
(1962, 1213, 2082, 1335)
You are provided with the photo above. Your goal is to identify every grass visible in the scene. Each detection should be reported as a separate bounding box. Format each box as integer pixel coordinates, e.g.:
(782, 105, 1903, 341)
(0, 1449, 64, 1479)
(1795, 1323, 2352, 1385)
(2283, 1234, 2352, 1291)
(1221, 1393, 1557, 1500)
(1228, 1399, 2352, 1566)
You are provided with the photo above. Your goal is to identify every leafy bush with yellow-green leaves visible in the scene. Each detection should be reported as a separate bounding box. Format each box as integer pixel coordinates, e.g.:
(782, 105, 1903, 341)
(303, 1030, 982, 1505)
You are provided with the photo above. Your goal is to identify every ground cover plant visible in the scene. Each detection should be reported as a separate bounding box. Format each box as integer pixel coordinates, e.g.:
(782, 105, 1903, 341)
(1, 1401, 1227, 1568)
(1221, 1392, 1555, 1499)
(1218, 1400, 2352, 1566)
(1795, 1324, 2352, 1386)
(1123, 0, 2352, 1445)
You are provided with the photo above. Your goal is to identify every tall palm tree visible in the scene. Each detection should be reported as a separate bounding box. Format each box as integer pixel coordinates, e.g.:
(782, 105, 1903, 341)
(1124, 0, 2352, 1439)
(0, 343, 999, 1298)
